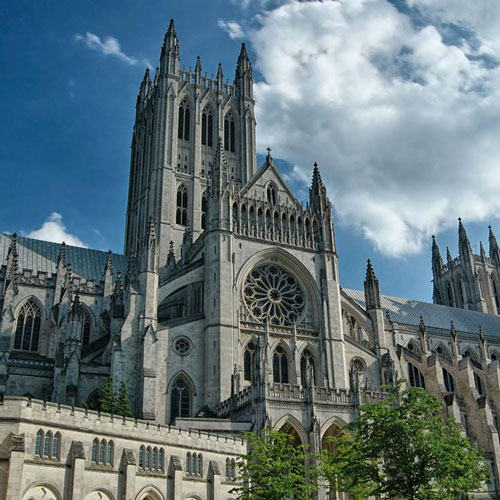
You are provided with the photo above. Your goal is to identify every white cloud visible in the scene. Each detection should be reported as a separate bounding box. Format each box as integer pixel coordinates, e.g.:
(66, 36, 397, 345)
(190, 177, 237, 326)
(26, 213, 86, 248)
(249, 0, 500, 257)
(218, 20, 245, 39)
(74, 32, 142, 65)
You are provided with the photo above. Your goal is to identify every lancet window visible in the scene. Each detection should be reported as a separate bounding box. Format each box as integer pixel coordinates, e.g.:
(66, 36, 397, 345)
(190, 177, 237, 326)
(170, 375, 191, 423)
(442, 367, 455, 393)
(244, 341, 256, 382)
(273, 345, 289, 384)
(224, 116, 235, 152)
(34, 429, 61, 460)
(91, 438, 113, 465)
(178, 103, 190, 141)
(13, 299, 42, 352)
(82, 309, 91, 346)
(201, 193, 207, 230)
(201, 111, 213, 147)
(408, 362, 425, 389)
(176, 184, 188, 226)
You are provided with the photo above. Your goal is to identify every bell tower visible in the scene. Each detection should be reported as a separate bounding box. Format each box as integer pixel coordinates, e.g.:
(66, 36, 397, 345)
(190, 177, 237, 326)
(124, 21, 257, 264)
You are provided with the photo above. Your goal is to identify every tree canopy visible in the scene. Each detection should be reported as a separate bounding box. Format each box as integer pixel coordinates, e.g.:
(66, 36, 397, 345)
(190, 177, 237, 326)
(84, 377, 132, 417)
(231, 429, 318, 500)
(320, 385, 490, 500)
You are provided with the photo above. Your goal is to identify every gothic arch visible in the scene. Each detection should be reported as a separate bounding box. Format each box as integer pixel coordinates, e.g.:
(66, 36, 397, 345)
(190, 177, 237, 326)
(405, 338, 420, 354)
(298, 343, 321, 386)
(339, 295, 374, 340)
(433, 342, 452, 361)
(135, 485, 165, 500)
(22, 484, 62, 500)
(490, 349, 500, 361)
(13, 295, 45, 321)
(12, 296, 44, 352)
(461, 345, 479, 362)
(270, 339, 293, 384)
(273, 414, 308, 445)
(184, 496, 203, 500)
(167, 370, 196, 395)
(320, 416, 347, 439)
(235, 247, 322, 326)
(83, 490, 115, 500)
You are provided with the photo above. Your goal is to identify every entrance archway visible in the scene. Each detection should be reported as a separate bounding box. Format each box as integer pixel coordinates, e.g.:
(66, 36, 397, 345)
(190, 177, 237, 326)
(84, 492, 113, 500)
(322, 424, 344, 500)
(23, 486, 60, 500)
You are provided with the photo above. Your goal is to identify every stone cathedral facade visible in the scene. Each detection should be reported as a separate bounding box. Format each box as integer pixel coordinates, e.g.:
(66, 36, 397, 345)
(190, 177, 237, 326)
(1, 20, 500, 500)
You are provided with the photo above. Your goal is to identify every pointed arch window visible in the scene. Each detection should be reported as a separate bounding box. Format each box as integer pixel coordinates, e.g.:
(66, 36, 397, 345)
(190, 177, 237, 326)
(92, 438, 98, 462)
(159, 448, 165, 470)
(99, 439, 106, 464)
(178, 104, 190, 140)
(146, 446, 152, 469)
(442, 368, 455, 393)
(446, 282, 454, 307)
(170, 376, 191, 423)
(267, 184, 277, 205)
(44, 431, 52, 458)
(176, 184, 188, 226)
(474, 372, 484, 395)
(408, 362, 425, 389)
(273, 345, 289, 384)
(52, 432, 61, 459)
(139, 445, 145, 468)
(82, 309, 91, 346)
(107, 440, 114, 465)
(224, 116, 236, 152)
(300, 349, 315, 386)
(244, 342, 256, 382)
(492, 277, 500, 310)
(202, 111, 214, 147)
(35, 429, 43, 456)
(14, 300, 41, 352)
(201, 193, 207, 230)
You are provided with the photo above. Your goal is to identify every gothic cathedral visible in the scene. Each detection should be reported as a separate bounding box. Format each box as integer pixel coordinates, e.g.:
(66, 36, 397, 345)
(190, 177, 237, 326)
(2, 20, 500, 500)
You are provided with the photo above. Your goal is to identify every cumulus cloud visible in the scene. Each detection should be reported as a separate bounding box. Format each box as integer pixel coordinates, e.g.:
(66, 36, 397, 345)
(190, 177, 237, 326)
(218, 20, 245, 39)
(74, 32, 143, 65)
(26, 213, 86, 248)
(248, 0, 500, 256)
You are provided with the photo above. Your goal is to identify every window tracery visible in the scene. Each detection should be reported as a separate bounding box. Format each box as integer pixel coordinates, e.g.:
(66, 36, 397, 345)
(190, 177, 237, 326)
(178, 103, 190, 140)
(201, 110, 213, 147)
(243, 264, 305, 326)
(14, 299, 41, 352)
(170, 376, 191, 423)
(272, 345, 289, 384)
(176, 185, 188, 226)
(244, 341, 256, 382)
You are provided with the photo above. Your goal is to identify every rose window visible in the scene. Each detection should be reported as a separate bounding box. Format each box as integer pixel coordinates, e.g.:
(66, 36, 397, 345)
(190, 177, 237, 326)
(243, 264, 305, 326)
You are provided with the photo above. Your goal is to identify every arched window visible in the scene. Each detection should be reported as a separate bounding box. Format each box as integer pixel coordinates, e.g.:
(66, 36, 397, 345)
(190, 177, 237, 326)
(107, 440, 114, 465)
(442, 368, 455, 393)
(13, 299, 42, 352)
(244, 342, 256, 382)
(201, 193, 207, 230)
(178, 104, 190, 140)
(92, 438, 98, 462)
(273, 346, 289, 384)
(492, 278, 500, 310)
(176, 185, 188, 226)
(231, 458, 236, 479)
(446, 282, 454, 307)
(52, 432, 61, 459)
(82, 309, 91, 346)
(267, 184, 277, 205)
(99, 439, 106, 464)
(197, 453, 203, 475)
(146, 446, 152, 469)
(186, 452, 192, 474)
(159, 448, 165, 470)
(474, 373, 484, 395)
(226, 457, 231, 478)
(224, 116, 236, 152)
(35, 429, 43, 456)
(170, 376, 191, 423)
(43, 431, 52, 458)
(139, 445, 144, 468)
(201, 111, 214, 147)
(408, 363, 425, 389)
(300, 349, 315, 386)
(152, 447, 158, 470)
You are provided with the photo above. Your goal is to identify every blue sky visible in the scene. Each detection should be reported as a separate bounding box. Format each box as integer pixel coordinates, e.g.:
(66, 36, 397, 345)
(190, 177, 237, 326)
(2, 0, 500, 302)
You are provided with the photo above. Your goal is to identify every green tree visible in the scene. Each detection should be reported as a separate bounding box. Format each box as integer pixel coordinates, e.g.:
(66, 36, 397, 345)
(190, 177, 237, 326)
(320, 385, 490, 500)
(115, 381, 133, 417)
(231, 429, 318, 500)
(99, 377, 115, 413)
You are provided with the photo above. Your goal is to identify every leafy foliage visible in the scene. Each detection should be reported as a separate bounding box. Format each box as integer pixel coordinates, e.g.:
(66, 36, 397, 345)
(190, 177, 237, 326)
(115, 380, 133, 417)
(85, 377, 133, 417)
(319, 385, 490, 500)
(99, 377, 116, 414)
(231, 429, 318, 500)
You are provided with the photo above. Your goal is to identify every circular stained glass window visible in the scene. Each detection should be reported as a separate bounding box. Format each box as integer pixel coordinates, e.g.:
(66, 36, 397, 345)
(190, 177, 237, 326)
(243, 264, 305, 326)
(174, 337, 192, 356)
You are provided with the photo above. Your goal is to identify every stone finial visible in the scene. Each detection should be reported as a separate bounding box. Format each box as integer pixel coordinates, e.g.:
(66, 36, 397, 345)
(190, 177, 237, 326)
(125, 251, 138, 285)
(104, 250, 114, 275)
(479, 325, 485, 343)
(364, 259, 381, 310)
(450, 321, 457, 340)
(57, 241, 67, 266)
(446, 247, 453, 262)
(419, 316, 426, 334)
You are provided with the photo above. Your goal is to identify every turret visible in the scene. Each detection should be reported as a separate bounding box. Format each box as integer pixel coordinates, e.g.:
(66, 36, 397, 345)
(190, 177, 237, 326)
(208, 138, 231, 231)
(194, 56, 202, 85)
(489, 226, 500, 267)
(432, 236, 443, 276)
(216, 62, 223, 92)
(234, 43, 253, 99)
(364, 259, 381, 310)
(309, 162, 331, 215)
(458, 218, 473, 265)
(160, 18, 180, 76)
(136, 68, 151, 113)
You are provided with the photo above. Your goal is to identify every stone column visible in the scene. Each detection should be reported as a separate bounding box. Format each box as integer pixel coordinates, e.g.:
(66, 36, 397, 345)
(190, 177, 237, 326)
(169, 455, 183, 500)
(70, 441, 86, 500)
(122, 449, 136, 500)
(208, 460, 221, 500)
(5, 433, 24, 500)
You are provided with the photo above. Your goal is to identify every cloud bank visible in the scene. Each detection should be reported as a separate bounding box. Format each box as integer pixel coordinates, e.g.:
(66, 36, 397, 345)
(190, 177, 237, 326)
(74, 32, 147, 66)
(26, 213, 86, 248)
(228, 0, 500, 257)
(218, 20, 245, 39)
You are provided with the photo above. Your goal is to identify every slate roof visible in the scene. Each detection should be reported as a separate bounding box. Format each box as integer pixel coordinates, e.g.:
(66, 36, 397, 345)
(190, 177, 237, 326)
(343, 288, 500, 338)
(0, 234, 128, 282)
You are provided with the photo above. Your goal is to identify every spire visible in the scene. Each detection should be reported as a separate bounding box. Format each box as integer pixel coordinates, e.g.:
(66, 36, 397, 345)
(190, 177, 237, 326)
(489, 225, 500, 266)
(166, 18, 177, 40)
(57, 241, 67, 266)
(161, 18, 180, 76)
(181, 222, 193, 263)
(166, 240, 176, 275)
(446, 246, 453, 263)
(216, 62, 223, 91)
(235, 42, 253, 98)
(458, 217, 472, 258)
(104, 250, 114, 276)
(210, 137, 229, 197)
(364, 259, 381, 310)
(68, 293, 82, 321)
(5, 233, 19, 295)
(419, 316, 429, 354)
(309, 162, 330, 214)
(480, 240, 487, 259)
